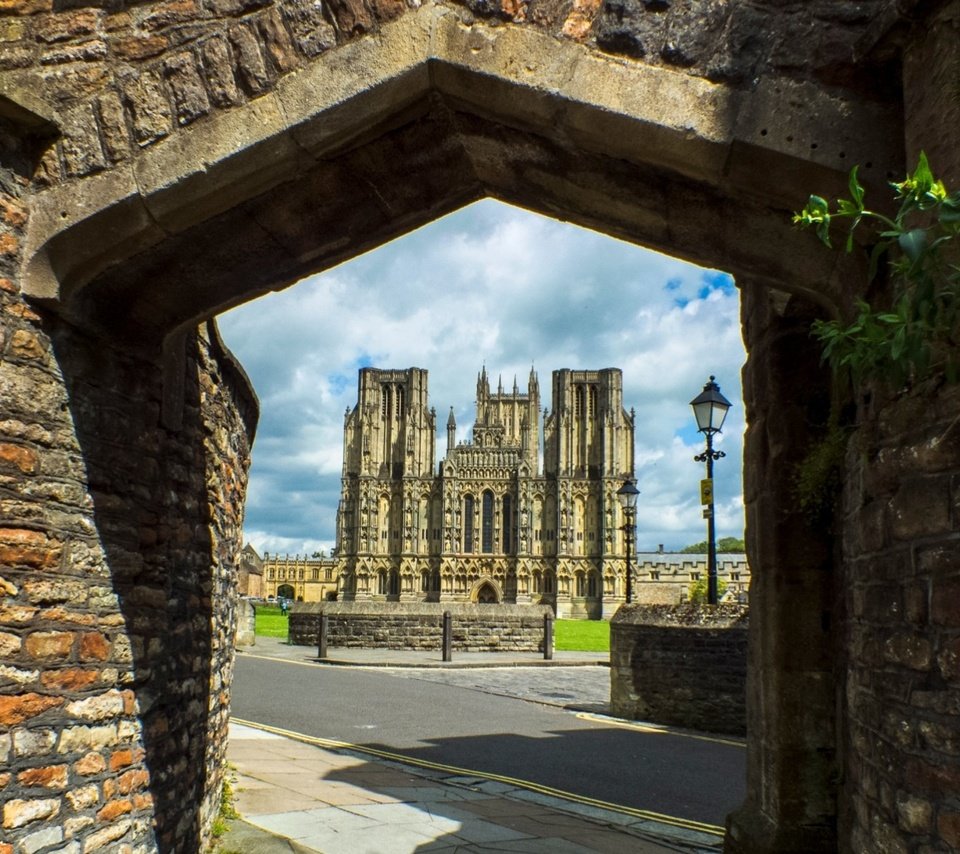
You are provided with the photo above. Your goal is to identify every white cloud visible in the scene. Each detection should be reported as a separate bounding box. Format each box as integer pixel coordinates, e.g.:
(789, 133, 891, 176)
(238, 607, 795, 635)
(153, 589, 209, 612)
(218, 199, 746, 557)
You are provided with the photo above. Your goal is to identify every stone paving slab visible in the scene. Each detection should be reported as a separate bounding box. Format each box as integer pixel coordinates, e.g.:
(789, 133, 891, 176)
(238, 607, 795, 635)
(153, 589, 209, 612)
(219, 722, 721, 854)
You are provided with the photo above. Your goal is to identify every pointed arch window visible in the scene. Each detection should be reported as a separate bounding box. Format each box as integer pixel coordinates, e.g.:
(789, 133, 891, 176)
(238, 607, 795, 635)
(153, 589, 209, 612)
(502, 494, 513, 554)
(463, 494, 475, 552)
(482, 490, 494, 553)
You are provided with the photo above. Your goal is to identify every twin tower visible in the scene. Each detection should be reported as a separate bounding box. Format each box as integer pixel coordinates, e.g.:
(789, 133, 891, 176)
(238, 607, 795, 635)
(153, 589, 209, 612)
(336, 366, 636, 618)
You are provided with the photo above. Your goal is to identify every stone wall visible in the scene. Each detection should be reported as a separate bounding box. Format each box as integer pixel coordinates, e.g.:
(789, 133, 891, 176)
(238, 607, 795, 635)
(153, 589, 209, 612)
(289, 602, 553, 652)
(0, 139, 257, 854)
(610, 604, 748, 736)
(1, 0, 894, 193)
(840, 377, 960, 851)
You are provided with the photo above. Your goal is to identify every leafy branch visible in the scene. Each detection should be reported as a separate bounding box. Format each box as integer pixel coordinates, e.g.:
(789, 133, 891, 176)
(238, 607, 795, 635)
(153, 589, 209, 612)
(794, 153, 960, 386)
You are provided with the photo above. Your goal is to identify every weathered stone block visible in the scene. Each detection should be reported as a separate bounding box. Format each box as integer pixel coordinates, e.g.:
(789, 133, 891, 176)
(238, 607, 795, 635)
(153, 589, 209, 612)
(610, 604, 747, 735)
(164, 51, 211, 125)
(229, 23, 271, 95)
(122, 69, 172, 146)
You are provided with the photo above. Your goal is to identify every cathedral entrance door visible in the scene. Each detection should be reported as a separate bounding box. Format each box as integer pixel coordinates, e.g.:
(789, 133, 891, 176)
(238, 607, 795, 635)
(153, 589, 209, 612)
(475, 582, 499, 604)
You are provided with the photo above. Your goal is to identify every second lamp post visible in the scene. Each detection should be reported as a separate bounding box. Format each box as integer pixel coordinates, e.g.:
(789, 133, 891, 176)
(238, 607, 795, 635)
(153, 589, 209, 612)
(690, 376, 732, 605)
(617, 478, 640, 604)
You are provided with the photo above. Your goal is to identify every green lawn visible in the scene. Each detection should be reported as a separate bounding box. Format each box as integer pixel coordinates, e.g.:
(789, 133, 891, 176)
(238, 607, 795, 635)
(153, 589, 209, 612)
(254, 605, 288, 638)
(253, 607, 610, 652)
(554, 619, 610, 652)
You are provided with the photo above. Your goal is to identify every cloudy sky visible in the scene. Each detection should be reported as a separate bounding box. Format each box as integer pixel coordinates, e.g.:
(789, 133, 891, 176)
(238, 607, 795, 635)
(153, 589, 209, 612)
(217, 199, 747, 558)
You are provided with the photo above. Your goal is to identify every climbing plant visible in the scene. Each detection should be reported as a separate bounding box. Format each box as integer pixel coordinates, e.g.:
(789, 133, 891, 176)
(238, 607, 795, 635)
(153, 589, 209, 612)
(794, 153, 960, 387)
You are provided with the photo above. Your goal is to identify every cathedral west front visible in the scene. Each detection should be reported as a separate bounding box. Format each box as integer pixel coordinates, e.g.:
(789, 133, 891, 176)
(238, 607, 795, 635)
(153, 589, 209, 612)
(335, 365, 636, 618)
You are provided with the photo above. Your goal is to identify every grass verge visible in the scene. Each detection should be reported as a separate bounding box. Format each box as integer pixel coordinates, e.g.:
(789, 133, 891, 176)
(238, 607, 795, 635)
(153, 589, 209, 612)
(254, 605, 288, 638)
(554, 619, 610, 652)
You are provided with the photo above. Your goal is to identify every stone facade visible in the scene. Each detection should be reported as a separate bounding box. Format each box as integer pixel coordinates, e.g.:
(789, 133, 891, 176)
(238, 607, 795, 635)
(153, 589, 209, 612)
(289, 601, 552, 651)
(243, 545, 338, 602)
(336, 366, 635, 619)
(630, 552, 749, 605)
(0, 0, 956, 851)
(610, 604, 748, 736)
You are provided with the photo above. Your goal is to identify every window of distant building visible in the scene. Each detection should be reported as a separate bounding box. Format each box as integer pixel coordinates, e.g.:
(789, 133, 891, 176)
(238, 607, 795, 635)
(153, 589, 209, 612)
(482, 490, 494, 553)
(502, 494, 512, 553)
(464, 495, 475, 552)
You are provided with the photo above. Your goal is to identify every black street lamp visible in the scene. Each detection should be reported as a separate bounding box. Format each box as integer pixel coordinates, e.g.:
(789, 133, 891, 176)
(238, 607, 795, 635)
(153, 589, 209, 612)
(617, 478, 640, 604)
(690, 376, 732, 605)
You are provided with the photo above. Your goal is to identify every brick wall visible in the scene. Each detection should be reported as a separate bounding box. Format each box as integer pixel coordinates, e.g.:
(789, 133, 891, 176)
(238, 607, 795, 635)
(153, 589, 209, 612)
(610, 604, 748, 735)
(0, 118, 256, 854)
(840, 378, 960, 851)
(289, 602, 553, 652)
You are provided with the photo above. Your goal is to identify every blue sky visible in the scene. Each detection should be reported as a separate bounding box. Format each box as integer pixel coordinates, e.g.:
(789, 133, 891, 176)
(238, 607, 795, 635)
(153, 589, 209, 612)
(218, 199, 747, 557)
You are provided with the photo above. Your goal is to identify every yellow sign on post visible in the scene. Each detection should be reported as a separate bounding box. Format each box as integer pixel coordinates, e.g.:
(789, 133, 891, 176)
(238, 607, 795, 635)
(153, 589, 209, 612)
(700, 478, 714, 505)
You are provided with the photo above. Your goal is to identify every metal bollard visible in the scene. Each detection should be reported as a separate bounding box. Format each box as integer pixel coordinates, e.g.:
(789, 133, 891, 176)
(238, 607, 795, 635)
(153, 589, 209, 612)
(442, 610, 452, 662)
(543, 612, 554, 660)
(318, 612, 328, 660)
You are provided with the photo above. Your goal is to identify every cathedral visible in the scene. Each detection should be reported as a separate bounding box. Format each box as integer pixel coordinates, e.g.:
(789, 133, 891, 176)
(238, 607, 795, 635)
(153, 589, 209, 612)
(335, 366, 636, 618)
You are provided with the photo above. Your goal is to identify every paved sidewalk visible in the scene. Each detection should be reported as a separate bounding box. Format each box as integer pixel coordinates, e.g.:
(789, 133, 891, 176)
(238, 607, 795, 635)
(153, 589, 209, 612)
(221, 639, 725, 853)
(220, 722, 723, 854)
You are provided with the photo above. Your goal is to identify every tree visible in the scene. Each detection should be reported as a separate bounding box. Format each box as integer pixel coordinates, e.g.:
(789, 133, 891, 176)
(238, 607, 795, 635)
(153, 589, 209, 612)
(687, 576, 728, 604)
(679, 536, 745, 553)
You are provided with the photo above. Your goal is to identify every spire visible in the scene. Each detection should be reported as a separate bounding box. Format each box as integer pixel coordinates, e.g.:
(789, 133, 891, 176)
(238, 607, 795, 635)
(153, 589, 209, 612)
(513, 374, 518, 395)
(498, 374, 503, 394)
(447, 406, 456, 454)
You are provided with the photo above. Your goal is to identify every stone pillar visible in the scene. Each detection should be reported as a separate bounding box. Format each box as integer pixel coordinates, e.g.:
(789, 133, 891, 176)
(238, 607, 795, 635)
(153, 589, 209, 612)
(903, 1, 960, 186)
(725, 284, 839, 853)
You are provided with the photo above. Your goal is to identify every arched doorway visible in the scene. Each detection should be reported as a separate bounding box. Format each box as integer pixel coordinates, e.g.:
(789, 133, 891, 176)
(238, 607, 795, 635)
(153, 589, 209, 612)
(10, 8, 914, 852)
(471, 579, 502, 604)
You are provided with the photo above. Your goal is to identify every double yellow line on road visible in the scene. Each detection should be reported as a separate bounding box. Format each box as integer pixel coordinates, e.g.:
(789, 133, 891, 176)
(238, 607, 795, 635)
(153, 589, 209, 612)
(231, 717, 725, 839)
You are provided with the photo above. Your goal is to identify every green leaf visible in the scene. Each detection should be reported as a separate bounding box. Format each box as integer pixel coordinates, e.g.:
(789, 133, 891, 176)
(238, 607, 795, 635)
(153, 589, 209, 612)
(848, 165, 865, 208)
(912, 151, 934, 196)
(899, 229, 927, 262)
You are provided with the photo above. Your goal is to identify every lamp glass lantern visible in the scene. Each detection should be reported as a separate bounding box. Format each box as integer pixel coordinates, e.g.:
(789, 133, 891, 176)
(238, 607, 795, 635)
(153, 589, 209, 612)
(617, 479, 640, 512)
(690, 376, 732, 435)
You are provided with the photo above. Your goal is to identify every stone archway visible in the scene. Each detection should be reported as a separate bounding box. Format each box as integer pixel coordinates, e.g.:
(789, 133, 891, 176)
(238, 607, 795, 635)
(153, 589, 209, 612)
(2, 2, 956, 853)
(471, 578, 503, 604)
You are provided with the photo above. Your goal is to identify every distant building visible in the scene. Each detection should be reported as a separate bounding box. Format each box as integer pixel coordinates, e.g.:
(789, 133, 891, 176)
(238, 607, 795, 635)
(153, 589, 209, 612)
(335, 365, 643, 618)
(631, 551, 750, 604)
(241, 545, 339, 602)
(238, 543, 263, 598)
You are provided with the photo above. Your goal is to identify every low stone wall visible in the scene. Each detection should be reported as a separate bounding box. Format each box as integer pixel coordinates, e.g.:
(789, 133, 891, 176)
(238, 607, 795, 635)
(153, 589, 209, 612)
(610, 604, 748, 735)
(289, 602, 553, 652)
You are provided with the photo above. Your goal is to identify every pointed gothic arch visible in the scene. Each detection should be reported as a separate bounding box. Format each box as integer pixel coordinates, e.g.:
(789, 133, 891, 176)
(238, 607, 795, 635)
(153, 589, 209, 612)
(470, 577, 503, 604)
(6, 5, 938, 851)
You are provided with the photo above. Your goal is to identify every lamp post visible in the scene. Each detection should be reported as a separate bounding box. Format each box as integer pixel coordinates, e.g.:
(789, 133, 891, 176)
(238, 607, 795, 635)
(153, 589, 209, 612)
(617, 479, 640, 604)
(690, 376, 732, 605)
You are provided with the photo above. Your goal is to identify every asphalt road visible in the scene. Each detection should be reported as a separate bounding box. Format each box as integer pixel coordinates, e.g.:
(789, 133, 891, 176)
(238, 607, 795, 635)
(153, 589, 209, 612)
(232, 656, 746, 828)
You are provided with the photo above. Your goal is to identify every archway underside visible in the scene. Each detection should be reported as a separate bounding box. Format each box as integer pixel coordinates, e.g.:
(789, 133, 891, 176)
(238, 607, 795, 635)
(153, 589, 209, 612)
(21, 7, 903, 346)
